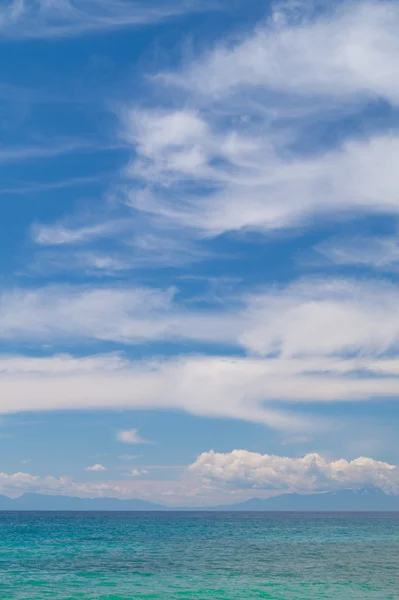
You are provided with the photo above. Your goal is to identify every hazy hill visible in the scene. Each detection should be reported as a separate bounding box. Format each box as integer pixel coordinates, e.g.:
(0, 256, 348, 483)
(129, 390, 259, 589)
(0, 487, 397, 511)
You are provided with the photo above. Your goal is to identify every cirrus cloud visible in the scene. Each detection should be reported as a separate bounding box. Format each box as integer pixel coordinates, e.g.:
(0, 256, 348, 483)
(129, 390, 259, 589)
(0, 0, 206, 39)
(118, 1, 399, 242)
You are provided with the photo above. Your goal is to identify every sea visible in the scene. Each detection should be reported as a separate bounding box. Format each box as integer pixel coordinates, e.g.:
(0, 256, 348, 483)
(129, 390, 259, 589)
(0, 512, 398, 599)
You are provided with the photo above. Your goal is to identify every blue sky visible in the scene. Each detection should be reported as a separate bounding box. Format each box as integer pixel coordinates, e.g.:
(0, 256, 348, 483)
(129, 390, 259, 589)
(2, 0, 399, 505)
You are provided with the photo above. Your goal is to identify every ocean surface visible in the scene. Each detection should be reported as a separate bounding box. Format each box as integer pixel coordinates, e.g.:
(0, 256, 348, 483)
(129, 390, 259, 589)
(0, 512, 398, 599)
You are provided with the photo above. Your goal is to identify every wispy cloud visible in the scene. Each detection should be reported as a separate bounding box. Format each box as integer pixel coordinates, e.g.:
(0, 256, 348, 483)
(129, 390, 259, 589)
(32, 220, 125, 246)
(316, 233, 399, 270)
(162, 1, 399, 104)
(0, 0, 207, 39)
(122, 111, 399, 236)
(115, 1, 399, 241)
(28, 0, 399, 280)
(3, 278, 399, 358)
(118, 454, 142, 460)
(4, 351, 399, 430)
(0, 174, 108, 195)
(0, 141, 94, 163)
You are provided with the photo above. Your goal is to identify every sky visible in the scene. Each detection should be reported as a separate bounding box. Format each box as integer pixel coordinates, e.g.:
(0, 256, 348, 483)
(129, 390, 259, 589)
(2, 0, 399, 506)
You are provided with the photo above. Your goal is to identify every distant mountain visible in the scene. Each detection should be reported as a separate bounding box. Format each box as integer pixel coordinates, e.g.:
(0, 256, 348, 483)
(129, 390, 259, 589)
(212, 487, 399, 512)
(0, 493, 165, 511)
(0, 487, 398, 511)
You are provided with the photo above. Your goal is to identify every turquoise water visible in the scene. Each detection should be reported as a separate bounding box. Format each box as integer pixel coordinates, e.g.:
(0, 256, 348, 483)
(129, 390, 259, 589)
(0, 512, 398, 599)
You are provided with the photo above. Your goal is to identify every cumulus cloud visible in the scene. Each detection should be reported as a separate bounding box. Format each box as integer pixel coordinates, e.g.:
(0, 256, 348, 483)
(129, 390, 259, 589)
(85, 464, 107, 472)
(0, 471, 70, 496)
(189, 450, 399, 494)
(130, 468, 148, 477)
(1, 449, 399, 505)
(117, 429, 151, 445)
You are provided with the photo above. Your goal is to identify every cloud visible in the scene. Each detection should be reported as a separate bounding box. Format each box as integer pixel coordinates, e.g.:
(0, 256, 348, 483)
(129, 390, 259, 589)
(124, 110, 399, 236)
(4, 277, 399, 359)
(34, 1, 399, 275)
(166, 1, 399, 104)
(0, 141, 94, 163)
(115, 1, 399, 240)
(117, 429, 151, 445)
(31, 223, 209, 272)
(32, 221, 124, 246)
(316, 234, 399, 270)
(189, 450, 399, 494)
(4, 351, 399, 430)
(0, 0, 205, 39)
(236, 278, 399, 357)
(0, 174, 108, 195)
(1, 449, 399, 505)
(0, 285, 184, 345)
(85, 464, 107, 471)
(19, 1, 399, 277)
(0, 471, 71, 496)
(119, 454, 141, 460)
(0, 283, 242, 346)
(130, 468, 148, 477)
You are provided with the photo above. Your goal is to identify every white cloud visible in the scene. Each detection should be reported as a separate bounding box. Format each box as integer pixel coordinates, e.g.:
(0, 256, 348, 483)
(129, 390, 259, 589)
(1, 449, 399, 505)
(3, 351, 399, 430)
(0, 0, 205, 39)
(0, 468, 240, 504)
(164, 1, 399, 105)
(4, 277, 399, 359)
(0, 283, 242, 346)
(189, 450, 399, 494)
(117, 429, 151, 445)
(0, 285, 183, 344)
(237, 278, 399, 357)
(0, 471, 70, 496)
(116, 2, 399, 239)
(130, 468, 148, 477)
(85, 464, 107, 472)
(31, 1, 399, 273)
(124, 109, 399, 235)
